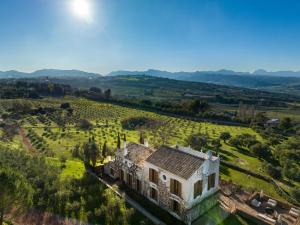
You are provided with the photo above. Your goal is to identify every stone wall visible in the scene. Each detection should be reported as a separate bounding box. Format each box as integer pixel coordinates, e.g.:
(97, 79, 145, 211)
(158, 179, 170, 209)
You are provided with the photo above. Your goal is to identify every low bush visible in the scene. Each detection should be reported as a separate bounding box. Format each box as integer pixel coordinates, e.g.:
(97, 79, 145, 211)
(121, 117, 163, 130)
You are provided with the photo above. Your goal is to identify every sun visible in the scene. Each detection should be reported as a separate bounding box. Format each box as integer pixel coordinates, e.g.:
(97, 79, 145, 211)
(70, 0, 92, 23)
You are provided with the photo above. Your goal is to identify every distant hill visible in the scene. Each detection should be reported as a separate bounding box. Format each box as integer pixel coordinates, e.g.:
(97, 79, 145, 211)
(108, 69, 300, 78)
(0, 69, 101, 79)
(252, 69, 300, 77)
(107, 69, 300, 89)
(19, 75, 298, 105)
(2, 68, 300, 95)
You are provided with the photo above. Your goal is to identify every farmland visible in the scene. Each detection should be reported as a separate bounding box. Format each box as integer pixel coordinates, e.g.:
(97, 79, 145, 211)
(1, 97, 258, 155)
(0, 96, 295, 202)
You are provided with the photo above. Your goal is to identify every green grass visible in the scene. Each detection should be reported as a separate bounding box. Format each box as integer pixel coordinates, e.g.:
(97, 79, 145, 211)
(47, 158, 85, 180)
(221, 143, 263, 173)
(221, 214, 257, 225)
(61, 160, 85, 180)
(220, 165, 284, 201)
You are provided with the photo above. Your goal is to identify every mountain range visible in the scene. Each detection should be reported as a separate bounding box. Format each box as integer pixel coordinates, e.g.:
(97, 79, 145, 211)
(108, 69, 300, 78)
(1, 68, 300, 93)
(0, 69, 100, 79)
(107, 69, 300, 90)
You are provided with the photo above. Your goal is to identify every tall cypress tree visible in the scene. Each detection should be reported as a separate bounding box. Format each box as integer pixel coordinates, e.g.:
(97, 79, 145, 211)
(117, 133, 121, 149)
(139, 132, 144, 144)
(103, 141, 107, 159)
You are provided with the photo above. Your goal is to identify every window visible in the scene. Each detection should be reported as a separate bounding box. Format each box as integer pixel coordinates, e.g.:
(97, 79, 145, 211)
(149, 168, 158, 184)
(170, 179, 182, 197)
(127, 173, 132, 187)
(208, 173, 216, 190)
(136, 179, 141, 192)
(121, 170, 125, 182)
(162, 175, 167, 181)
(150, 187, 158, 201)
(194, 180, 203, 199)
(171, 199, 181, 214)
(110, 168, 115, 176)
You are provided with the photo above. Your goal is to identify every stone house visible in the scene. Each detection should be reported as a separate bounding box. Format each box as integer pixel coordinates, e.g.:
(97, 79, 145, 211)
(104, 141, 220, 225)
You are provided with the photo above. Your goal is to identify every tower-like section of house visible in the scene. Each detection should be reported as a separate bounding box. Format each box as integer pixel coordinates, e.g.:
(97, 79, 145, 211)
(144, 146, 220, 224)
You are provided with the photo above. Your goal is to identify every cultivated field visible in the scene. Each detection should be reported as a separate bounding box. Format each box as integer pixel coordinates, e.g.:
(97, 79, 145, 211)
(0, 97, 292, 202)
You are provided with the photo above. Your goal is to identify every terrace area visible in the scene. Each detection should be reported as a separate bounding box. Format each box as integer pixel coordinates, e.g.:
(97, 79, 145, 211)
(219, 181, 300, 225)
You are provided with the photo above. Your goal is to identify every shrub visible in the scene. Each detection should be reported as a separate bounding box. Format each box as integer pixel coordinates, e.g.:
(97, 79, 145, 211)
(220, 132, 231, 143)
(60, 155, 67, 164)
(229, 134, 258, 148)
(186, 133, 209, 150)
(264, 163, 282, 179)
(291, 188, 300, 202)
(250, 143, 272, 159)
(78, 119, 93, 130)
(121, 117, 163, 130)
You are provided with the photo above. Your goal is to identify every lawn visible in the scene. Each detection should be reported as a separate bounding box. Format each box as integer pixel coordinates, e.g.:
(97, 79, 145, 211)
(220, 165, 284, 201)
(47, 157, 86, 180)
(220, 144, 263, 173)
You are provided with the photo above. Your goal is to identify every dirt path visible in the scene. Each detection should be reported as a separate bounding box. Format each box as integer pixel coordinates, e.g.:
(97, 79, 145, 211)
(19, 127, 36, 153)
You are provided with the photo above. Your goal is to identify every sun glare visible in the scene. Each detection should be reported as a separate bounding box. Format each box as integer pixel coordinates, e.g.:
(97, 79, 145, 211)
(70, 0, 92, 23)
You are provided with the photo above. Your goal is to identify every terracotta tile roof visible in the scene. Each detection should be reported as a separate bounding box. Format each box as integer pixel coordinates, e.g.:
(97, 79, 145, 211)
(125, 142, 155, 166)
(146, 146, 204, 179)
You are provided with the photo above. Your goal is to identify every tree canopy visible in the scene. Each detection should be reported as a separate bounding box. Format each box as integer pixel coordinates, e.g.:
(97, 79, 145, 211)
(0, 168, 33, 225)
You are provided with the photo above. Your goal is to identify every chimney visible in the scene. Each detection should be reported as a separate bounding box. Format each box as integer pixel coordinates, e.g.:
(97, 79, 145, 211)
(123, 144, 127, 156)
(207, 150, 213, 160)
(144, 140, 149, 147)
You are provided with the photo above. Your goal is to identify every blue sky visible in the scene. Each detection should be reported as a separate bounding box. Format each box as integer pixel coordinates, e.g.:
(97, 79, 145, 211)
(0, 0, 300, 74)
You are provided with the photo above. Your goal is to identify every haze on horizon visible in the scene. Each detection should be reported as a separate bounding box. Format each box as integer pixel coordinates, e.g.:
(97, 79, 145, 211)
(0, 0, 300, 74)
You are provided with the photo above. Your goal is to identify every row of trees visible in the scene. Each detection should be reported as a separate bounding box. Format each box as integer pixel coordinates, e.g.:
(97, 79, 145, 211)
(0, 80, 113, 101)
(0, 81, 72, 99)
(72, 137, 113, 168)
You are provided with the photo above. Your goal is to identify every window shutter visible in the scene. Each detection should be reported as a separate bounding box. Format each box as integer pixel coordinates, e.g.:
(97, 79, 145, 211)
(208, 173, 216, 190)
(170, 179, 174, 193)
(194, 180, 203, 199)
(149, 168, 158, 184)
(170, 179, 181, 197)
(178, 181, 182, 198)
